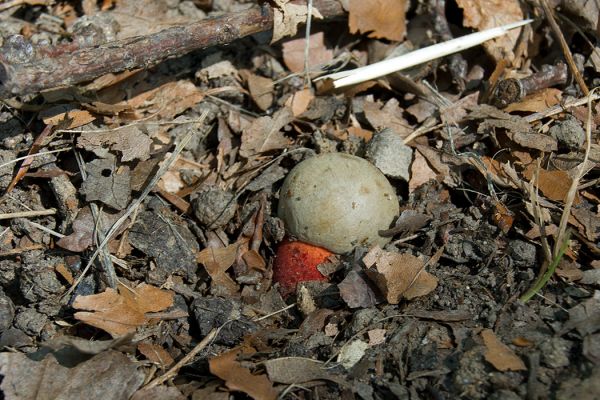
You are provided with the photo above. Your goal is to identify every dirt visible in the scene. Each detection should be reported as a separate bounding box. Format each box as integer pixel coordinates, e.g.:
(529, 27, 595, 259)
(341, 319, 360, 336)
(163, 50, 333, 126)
(0, 0, 598, 399)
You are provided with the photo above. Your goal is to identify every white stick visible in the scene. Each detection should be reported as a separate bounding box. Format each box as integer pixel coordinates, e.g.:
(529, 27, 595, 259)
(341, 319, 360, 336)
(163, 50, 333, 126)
(323, 19, 533, 88)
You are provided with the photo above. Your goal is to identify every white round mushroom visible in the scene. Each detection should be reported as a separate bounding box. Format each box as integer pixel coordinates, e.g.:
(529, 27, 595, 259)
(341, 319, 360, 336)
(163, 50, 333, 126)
(278, 153, 399, 254)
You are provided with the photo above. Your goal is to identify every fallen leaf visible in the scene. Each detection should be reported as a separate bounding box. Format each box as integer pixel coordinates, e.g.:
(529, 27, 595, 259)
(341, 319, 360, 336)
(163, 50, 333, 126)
(505, 88, 562, 113)
(197, 243, 243, 295)
(77, 125, 153, 162)
(347, 0, 406, 41)
(57, 207, 126, 252)
(455, 0, 525, 63)
(409, 148, 437, 191)
(138, 342, 174, 368)
(481, 329, 527, 371)
(209, 346, 278, 400)
(264, 357, 346, 385)
(505, 131, 558, 152)
(73, 283, 174, 337)
(40, 105, 96, 129)
(363, 246, 438, 304)
(272, 0, 323, 43)
(363, 98, 412, 137)
(368, 329, 387, 346)
(285, 88, 315, 116)
(240, 107, 293, 158)
(338, 270, 381, 308)
(241, 70, 274, 111)
(0, 350, 144, 400)
(80, 155, 131, 210)
(282, 32, 334, 73)
(523, 165, 576, 203)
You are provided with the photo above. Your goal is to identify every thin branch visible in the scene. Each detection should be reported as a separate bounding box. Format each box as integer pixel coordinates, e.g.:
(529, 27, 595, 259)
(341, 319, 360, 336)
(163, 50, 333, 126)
(0, 0, 345, 98)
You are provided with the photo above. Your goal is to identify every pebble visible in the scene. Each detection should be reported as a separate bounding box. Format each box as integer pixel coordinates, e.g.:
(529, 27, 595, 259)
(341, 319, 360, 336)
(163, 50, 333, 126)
(365, 128, 413, 181)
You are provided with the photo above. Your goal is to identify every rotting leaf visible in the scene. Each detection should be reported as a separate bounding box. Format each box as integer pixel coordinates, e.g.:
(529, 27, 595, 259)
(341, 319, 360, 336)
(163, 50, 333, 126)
(209, 345, 278, 400)
(481, 329, 527, 372)
(455, 0, 525, 63)
(338, 270, 381, 308)
(40, 104, 96, 129)
(505, 88, 562, 113)
(197, 242, 243, 295)
(347, 0, 406, 41)
(282, 32, 333, 74)
(363, 246, 438, 304)
(285, 88, 315, 116)
(505, 131, 558, 153)
(73, 283, 174, 337)
(240, 107, 293, 158)
(57, 207, 126, 252)
(522, 165, 576, 203)
(271, 0, 323, 43)
(241, 70, 274, 111)
(77, 125, 153, 162)
(0, 350, 144, 400)
(80, 154, 131, 210)
(138, 342, 174, 369)
(264, 357, 347, 386)
(363, 98, 413, 137)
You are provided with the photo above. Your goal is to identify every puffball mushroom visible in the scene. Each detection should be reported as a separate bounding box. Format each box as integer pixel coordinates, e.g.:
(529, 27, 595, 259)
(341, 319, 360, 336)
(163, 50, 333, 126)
(277, 152, 399, 254)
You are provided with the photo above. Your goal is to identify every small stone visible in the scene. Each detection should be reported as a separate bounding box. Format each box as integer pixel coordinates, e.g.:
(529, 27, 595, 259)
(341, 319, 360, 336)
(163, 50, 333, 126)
(549, 117, 586, 151)
(0, 294, 15, 333)
(193, 186, 237, 229)
(508, 240, 537, 267)
(365, 128, 413, 181)
(540, 337, 573, 368)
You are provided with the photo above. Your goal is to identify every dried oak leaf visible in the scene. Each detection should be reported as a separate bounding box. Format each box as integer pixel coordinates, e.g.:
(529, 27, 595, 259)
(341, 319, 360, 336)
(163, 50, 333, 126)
(522, 165, 577, 203)
(338, 270, 381, 308)
(0, 350, 144, 400)
(40, 104, 96, 129)
(481, 329, 527, 371)
(282, 32, 334, 73)
(77, 125, 153, 162)
(137, 342, 174, 368)
(455, 0, 524, 63)
(73, 283, 174, 337)
(347, 0, 406, 41)
(505, 88, 562, 113)
(272, 0, 323, 43)
(240, 107, 293, 158)
(209, 345, 278, 400)
(363, 246, 438, 304)
(409, 148, 437, 191)
(241, 70, 274, 111)
(363, 98, 413, 137)
(265, 357, 347, 387)
(197, 242, 243, 295)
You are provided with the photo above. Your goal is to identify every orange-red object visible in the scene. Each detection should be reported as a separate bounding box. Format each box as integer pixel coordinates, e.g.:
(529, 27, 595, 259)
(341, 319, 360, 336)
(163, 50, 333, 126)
(273, 238, 332, 297)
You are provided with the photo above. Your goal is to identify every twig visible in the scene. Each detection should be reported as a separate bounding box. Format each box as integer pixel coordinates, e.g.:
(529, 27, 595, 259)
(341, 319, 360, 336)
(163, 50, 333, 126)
(144, 326, 219, 389)
(320, 20, 532, 88)
(0, 208, 56, 220)
(539, 0, 589, 96)
(0, 0, 345, 98)
(63, 110, 209, 299)
(304, 0, 314, 87)
(525, 91, 600, 122)
(492, 63, 568, 108)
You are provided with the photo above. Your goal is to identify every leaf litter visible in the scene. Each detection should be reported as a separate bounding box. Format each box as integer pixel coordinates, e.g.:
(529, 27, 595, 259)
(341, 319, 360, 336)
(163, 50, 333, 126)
(0, 0, 598, 399)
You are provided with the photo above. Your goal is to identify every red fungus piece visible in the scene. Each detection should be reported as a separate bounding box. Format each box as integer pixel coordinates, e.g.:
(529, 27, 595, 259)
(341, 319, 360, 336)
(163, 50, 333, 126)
(273, 238, 333, 297)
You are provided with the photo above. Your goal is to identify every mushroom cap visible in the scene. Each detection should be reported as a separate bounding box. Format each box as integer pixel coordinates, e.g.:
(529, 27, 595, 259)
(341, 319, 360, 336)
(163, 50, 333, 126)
(278, 153, 399, 253)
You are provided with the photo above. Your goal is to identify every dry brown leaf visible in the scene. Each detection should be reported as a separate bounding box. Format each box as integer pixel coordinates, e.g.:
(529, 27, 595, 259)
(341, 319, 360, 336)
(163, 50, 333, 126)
(73, 283, 174, 337)
(118, 80, 205, 120)
(209, 346, 278, 400)
(505, 88, 562, 113)
(347, 0, 406, 41)
(455, 0, 524, 63)
(363, 99, 412, 137)
(505, 131, 558, 152)
(40, 105, 96, 129)
(197, 243, 243, 295)
(363, 246, 437, 304)
(409, 148, 437, 191)
(285, 88, 315, 116)
(137, 342, 174, 368)
(240, 107, 293, 158)
(523, 165, 576, 203)
(77, 125, 153, 162)
(481, 329, 527, 371)
(281, 32, 334, 73)
(272, 0, 323, 43)
(241, 70, 274, 111)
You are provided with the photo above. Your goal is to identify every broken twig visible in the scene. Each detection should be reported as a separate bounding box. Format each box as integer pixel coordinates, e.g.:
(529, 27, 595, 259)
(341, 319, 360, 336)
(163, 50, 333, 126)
(0, 0, 344, 98)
